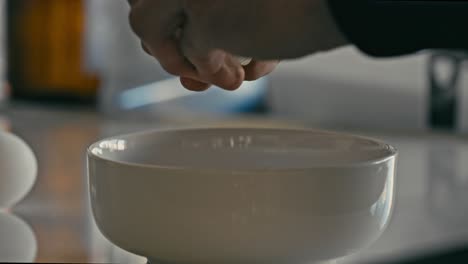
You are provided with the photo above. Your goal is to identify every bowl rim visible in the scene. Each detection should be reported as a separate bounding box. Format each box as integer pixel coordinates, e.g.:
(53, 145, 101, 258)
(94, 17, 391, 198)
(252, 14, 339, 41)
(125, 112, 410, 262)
(87, 127, 398, 173)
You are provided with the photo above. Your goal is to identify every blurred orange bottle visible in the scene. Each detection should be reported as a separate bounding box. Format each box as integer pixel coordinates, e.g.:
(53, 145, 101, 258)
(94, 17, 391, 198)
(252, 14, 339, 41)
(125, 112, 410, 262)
(7, 0, 99, 104)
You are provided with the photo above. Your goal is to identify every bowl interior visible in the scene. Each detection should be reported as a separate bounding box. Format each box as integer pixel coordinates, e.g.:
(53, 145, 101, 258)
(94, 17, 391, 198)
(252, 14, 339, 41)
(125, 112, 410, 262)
(89, 128, 395, 171)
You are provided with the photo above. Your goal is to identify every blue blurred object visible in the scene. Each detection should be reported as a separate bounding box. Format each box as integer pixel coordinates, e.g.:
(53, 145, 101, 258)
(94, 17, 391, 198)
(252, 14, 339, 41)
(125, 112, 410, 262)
(119, 77, 269, 115)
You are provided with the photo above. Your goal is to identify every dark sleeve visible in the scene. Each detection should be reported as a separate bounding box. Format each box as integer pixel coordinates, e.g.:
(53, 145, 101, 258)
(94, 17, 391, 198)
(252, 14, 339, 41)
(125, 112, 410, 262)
(327, 0, 468, 57)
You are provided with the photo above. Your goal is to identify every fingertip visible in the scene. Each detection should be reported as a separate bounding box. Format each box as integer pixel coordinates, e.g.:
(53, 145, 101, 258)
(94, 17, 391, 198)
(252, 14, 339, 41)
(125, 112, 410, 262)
(244, 60, 280, 81)
(223, 81, 243, 91)
(213, 65, 245, 91)
(220, 79, 244, 91)
(180, 77, 211, 92)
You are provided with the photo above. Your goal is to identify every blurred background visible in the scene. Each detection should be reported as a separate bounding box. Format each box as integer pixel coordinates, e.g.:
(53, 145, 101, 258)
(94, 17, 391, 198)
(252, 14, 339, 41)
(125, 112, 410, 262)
(0, 0, 468, 263)
(1, 0, 468, 131)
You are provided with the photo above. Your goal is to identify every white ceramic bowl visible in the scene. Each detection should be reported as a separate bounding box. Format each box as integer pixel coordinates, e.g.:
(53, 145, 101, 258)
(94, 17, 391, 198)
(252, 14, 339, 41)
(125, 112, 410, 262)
(88, 128, 396, 264)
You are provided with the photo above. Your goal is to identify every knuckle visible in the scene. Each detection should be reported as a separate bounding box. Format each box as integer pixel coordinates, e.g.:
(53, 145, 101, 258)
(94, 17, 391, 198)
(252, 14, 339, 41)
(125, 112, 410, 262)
(141, 42, 152, 55)
(161, 60, 183, 76)
(127, 0, 139, 6)
(182, 47, 224, 76)
(198, 56, 224, 75)
(200, 62, 221, 76)
(128, 8, 145, 37)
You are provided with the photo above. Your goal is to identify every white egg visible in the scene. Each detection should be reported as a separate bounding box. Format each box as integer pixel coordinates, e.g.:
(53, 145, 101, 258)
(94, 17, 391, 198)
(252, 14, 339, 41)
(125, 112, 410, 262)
(0, 132, 37, 209)
(0, 212, 37, 262)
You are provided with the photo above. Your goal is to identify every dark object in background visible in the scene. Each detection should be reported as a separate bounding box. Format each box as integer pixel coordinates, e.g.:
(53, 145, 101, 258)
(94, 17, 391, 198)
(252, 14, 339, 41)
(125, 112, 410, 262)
(329, 0, 468, 57)
(428, 51, 467, 130)
(379, 245, 468, 264)
(7, 0, 99, 104)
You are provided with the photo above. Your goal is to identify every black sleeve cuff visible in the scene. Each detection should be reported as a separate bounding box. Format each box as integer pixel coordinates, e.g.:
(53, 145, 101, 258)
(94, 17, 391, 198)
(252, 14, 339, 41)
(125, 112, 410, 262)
(327, 0, 468, 57)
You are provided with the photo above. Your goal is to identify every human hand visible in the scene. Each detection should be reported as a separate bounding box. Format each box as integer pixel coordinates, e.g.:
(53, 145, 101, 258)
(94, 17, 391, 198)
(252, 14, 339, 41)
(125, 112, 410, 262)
(128, 0, 347, 91)
(178, 60, 280, 91)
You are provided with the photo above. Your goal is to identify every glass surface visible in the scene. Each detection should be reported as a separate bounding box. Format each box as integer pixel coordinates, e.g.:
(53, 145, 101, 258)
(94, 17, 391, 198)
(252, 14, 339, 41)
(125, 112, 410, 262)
(2, 106, 468, 263)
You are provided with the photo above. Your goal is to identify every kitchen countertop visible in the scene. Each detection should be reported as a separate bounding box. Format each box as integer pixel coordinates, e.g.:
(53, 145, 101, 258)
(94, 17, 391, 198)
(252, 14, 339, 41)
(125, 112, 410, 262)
(1, 105, 468, 263)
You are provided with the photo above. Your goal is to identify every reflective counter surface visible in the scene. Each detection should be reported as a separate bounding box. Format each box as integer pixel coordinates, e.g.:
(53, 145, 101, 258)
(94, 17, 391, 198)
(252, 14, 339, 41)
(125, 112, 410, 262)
(1, 105, 468, 263)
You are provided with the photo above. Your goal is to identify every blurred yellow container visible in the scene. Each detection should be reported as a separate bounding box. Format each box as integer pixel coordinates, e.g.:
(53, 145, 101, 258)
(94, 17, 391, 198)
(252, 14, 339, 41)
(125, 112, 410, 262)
(7, 0, 99, 103)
